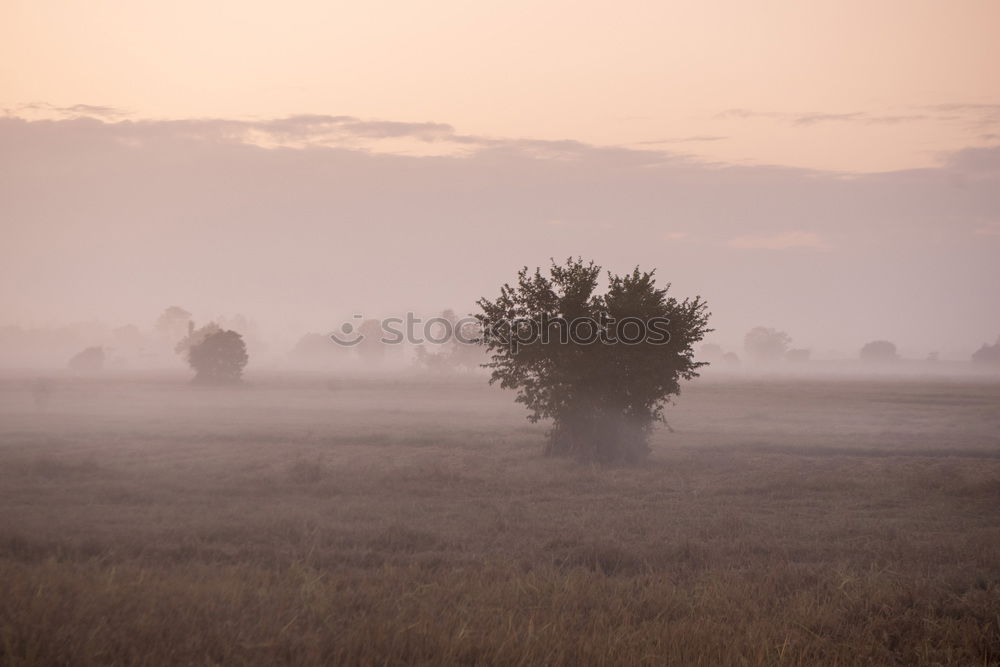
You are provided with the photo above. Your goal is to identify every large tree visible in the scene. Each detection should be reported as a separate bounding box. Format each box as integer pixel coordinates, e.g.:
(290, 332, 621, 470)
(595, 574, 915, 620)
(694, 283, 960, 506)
(477, 258, 711, 463)
(187, 330, 248, 384)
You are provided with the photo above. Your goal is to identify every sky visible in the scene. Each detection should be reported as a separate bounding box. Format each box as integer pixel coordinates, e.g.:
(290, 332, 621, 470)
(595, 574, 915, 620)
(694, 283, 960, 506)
(1, 0, 998, 359)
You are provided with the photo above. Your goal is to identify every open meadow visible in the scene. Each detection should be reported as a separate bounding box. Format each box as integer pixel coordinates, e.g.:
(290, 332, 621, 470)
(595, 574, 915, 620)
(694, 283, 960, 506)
(1, 373, 999, 665)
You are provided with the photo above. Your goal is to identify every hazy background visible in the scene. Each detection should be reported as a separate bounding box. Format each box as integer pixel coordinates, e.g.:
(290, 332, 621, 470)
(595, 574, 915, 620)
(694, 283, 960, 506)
(1, 0, 998, 361)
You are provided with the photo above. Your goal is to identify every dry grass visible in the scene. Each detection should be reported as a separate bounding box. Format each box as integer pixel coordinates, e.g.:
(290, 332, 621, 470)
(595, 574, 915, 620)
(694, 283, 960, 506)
(1, 374, 999, 665)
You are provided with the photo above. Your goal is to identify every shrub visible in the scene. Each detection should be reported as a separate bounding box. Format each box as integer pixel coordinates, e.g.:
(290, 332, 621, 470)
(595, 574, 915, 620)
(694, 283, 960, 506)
(860, 340, 899, 362)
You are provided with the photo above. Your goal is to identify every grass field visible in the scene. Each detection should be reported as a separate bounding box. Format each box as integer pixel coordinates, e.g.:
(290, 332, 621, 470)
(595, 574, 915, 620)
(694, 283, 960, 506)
(1, 373, 999, 665)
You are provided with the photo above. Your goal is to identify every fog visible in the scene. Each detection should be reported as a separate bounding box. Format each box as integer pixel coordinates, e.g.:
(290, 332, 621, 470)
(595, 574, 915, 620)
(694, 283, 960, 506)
(2, 114, 999, 367)
(5, 120, 995, 658)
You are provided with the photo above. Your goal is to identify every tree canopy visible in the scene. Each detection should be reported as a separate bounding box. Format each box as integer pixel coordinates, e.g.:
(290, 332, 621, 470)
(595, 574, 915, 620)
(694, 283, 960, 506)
(477, 258, 711, 463)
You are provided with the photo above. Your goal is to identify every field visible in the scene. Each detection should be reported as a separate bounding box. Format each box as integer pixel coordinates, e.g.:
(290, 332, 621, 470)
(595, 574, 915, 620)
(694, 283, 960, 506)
(1, 373, 999, 665)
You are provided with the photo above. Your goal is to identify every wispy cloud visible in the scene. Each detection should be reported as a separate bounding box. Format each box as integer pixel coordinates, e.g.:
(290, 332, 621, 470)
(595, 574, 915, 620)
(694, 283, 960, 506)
(2, 102, 129, 120)
(634, 136, 727, 145)
(716, 108, 928, 126)
(718, 104, 1000, 132)
(256, 115, 458, 141)
(923, 103, 1000, 125)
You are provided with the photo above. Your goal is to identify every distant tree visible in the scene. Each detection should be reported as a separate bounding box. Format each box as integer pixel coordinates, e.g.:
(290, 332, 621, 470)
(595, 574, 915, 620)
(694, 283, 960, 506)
(355, 319, 386, 365)
(971, 336, 1000, 366)
(785, 348, 811, 363)
(414, 345, 451, 372)
(743, 327, 792, 363)
(698, 343, 741, 369)
(187, 330, 248, 384)
(154, 306, 192, 345)
(174, 322, 222, 361)
(442, 310, 487, 369)
(859, 340, 899, 362)
(68, 346, 104, 372)
(415, 309, 487, 372)
(478, 258, 711, 463)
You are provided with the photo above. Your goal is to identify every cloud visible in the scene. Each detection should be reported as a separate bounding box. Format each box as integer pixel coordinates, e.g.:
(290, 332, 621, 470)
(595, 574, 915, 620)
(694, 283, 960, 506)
(185, 115, 465, 148)
(635, 136, 727, 145)
(2, 102, 128, 119)
(727, 231, 830, 250)
(944, 145, 1000, 173)
(256, 115, 457, 141)
(716, 104, 1000, 136)
(0, 109, 474, 152)
(790, 112, 866, 126)
(0, 111, 997, 355)
(794, 113, 928, 126)
(717, 108, 929, 127)
(58, 104, 127, 119)
(715, 108, 774, 120)
(922, 103, 1000, 127)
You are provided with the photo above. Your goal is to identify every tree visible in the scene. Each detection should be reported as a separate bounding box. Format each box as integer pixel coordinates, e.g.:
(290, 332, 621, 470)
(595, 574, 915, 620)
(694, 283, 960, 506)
(69, 346, 104, 372)
(859, 340, 899, 363)
(154, 306, 192, 345)
(743, 327, 791, 363)
(187, 330, 248, 384)
(415, 309, 487, 372)
(785, 348, 811, 363)
(477, 258, 711, 463)
(971, 336, 1000, 367)
(354, 319, 386, 365)
(174, 322, 222, 361)
(698, 343, 740, 369)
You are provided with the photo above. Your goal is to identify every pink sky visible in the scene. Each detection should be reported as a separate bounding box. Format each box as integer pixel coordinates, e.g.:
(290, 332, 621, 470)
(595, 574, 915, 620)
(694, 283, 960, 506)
(1, 0, 998, 358)
(4, 0, 998, 171)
